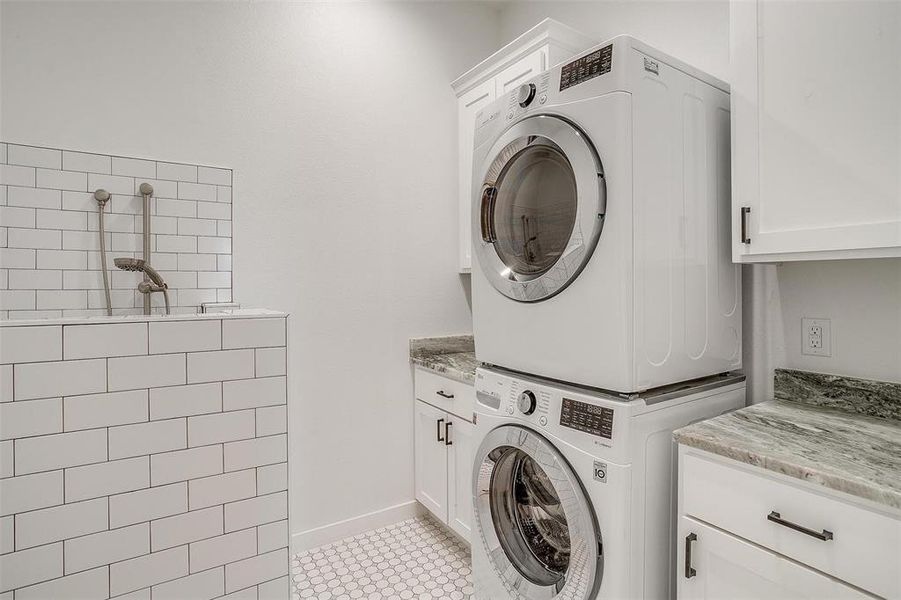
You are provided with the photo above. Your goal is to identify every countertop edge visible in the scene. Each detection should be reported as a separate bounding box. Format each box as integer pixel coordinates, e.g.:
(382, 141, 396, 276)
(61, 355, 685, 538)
(411, 356, 476, 385)
(675, 411, 901, 512)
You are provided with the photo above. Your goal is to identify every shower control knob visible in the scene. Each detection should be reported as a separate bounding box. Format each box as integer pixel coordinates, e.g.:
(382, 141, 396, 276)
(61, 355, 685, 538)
(517, 390, 537, 415)
(517, 83, 536, 108)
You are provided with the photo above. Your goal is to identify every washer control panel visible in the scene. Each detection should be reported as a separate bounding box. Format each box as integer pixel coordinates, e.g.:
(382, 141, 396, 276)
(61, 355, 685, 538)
(475, 367, 623, 451)
(560, 398, 614, 439)
(517, 390, 537, 415)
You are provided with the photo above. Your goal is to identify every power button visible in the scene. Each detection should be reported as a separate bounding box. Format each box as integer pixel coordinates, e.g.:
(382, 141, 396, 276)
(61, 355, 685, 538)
(539, 416, 548, 426)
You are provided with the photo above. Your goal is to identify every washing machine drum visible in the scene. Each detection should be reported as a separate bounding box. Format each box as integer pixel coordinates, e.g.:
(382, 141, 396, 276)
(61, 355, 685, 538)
(473, 425, 603, 599)
(474, 115, 606, 302)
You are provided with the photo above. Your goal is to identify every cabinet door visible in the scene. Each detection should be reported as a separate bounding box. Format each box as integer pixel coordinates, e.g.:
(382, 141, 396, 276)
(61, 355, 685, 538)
(731, 0, 901, 261)
(445, 417, 474, 542)
(678, 517, 871, 600)
(458, 79, 497, 272)
(414, 400, 448, 522)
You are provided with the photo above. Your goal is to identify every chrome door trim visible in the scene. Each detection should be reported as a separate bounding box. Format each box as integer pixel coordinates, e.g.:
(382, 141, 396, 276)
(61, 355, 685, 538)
(473, 114, 606, 303)
(472, 425, 603, 600)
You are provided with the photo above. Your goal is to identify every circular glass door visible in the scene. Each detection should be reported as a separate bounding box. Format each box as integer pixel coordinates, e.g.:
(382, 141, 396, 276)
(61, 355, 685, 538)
(493, 141, 578, 279)
(473, 426, 603, 600)
(490, 446, 572, 588)
(474, 115, 606, 302)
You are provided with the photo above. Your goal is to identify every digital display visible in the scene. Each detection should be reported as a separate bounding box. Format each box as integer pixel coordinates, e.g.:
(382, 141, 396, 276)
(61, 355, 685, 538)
(560, 398, 614, 439)
(560, 44, 613, 91)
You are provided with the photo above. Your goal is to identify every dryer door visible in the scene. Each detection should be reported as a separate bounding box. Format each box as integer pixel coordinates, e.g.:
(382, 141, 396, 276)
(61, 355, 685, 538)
(473, 425, 602, 600)
(474, 115, 606, 302)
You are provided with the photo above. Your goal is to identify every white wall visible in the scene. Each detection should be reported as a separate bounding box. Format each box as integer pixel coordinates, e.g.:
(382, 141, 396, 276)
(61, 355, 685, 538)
(1, 1, 497, 545)
(4, 0, 898, 553)
(773, 259, 901, 383)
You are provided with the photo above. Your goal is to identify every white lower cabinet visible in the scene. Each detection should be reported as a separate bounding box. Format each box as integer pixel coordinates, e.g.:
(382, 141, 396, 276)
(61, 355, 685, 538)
(446, 417, 474, 541)
(414, 394, 474, 543)
(678, 517, 869, 600)
(678, 446, 899, 599)
(414, 399, 450, 522)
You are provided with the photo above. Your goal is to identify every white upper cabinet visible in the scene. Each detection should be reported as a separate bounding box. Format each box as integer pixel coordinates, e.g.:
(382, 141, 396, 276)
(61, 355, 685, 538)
(731, 0, 901, 262)
(452, 19, 596, 273)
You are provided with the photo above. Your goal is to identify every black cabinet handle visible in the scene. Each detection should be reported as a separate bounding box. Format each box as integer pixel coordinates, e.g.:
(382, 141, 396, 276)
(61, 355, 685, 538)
(767, 511, 833, 541)
(684, 533, 697, 579)
(445, 421, 453, 446)
(740, 206, 751, 244)
(436, 390, 454, 399)
(436, 418, 444, 442)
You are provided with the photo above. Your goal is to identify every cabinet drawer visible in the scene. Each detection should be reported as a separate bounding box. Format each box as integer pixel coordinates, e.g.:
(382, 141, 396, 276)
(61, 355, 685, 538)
(682, 450, 900, 598)
(414, 369, 475, 422)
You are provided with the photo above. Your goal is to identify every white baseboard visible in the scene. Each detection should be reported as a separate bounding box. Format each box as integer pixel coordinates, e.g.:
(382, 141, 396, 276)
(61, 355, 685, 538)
(291, 500, 425, 553)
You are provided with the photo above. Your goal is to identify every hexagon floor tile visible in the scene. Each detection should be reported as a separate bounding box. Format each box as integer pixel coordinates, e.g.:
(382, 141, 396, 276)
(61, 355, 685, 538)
(291, 514, 474, 599)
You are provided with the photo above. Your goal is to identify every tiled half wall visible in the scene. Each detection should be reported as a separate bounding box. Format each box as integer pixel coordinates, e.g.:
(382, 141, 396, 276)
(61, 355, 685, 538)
(0, 142, 233, 319)
(0, 314, 289, 598)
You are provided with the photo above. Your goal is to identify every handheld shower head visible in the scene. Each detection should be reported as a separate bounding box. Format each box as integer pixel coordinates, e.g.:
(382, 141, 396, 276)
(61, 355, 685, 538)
(94, 189, 110, 204)
(114, 257, 166, 288)
(138, 182, 154, 196)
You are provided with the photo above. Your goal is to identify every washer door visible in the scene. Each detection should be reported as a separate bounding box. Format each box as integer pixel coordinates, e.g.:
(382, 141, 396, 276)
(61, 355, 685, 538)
(473, 425, 603, 600)
(474, 115, 606, 302)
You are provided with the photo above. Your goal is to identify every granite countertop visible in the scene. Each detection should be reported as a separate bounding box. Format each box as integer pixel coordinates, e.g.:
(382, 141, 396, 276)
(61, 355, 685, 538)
(675, 369, 901, 511)
(409, 335, 478, 384)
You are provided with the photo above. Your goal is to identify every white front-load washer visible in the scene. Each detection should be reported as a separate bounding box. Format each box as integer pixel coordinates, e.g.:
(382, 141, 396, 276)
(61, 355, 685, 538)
(471, 35, 741, 393)
(471, 366, 745, 600)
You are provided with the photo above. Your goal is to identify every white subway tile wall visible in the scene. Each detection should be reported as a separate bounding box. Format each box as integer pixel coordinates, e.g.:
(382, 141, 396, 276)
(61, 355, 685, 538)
(0, 316, 289, 598)
(0, 143, 232, 318)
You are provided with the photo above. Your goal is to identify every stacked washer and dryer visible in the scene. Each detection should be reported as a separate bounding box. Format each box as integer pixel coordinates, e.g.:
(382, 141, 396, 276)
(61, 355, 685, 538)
(468, 36, 745, 600)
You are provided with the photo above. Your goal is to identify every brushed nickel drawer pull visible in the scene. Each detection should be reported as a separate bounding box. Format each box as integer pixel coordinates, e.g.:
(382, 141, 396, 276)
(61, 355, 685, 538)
(767, 511, 833, 541)
(684, 533, 697, 579)
(436, 390, 455, 399)
(740, 206, 751, 244)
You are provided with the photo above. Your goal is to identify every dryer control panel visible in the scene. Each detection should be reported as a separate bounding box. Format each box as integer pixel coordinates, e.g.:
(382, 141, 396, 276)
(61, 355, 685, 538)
(559, 43, 613, 91)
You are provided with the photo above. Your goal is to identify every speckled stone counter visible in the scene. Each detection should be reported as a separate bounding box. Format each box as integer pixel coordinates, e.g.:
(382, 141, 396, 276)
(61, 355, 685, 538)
(409, 335, 478, 384)
(675, 371, 901, 510)
(774, 368, 901, 421)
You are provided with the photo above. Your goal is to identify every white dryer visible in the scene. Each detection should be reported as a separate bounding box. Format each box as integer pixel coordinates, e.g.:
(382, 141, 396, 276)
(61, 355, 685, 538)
(471, 367, 745, 600)
(471, 35, 741, 393)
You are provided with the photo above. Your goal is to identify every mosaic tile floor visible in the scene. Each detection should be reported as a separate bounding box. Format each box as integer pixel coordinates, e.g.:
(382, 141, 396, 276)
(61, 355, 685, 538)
(291, 515, 474, 599)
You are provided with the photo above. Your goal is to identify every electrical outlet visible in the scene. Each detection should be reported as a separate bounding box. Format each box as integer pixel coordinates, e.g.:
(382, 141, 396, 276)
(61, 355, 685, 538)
(802, 317, 831, 357)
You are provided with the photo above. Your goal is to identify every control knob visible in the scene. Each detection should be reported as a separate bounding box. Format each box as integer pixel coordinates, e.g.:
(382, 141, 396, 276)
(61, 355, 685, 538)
(517, 390, 537, 415)
(517, 83, 537, 108)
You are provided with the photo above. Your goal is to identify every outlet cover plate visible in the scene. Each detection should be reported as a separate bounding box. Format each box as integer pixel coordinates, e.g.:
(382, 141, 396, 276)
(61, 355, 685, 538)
(802, 317, 832, 357)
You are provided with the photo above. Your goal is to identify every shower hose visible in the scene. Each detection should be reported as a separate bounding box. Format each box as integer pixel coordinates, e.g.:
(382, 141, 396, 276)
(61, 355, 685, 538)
(98, 201, 113, 316)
